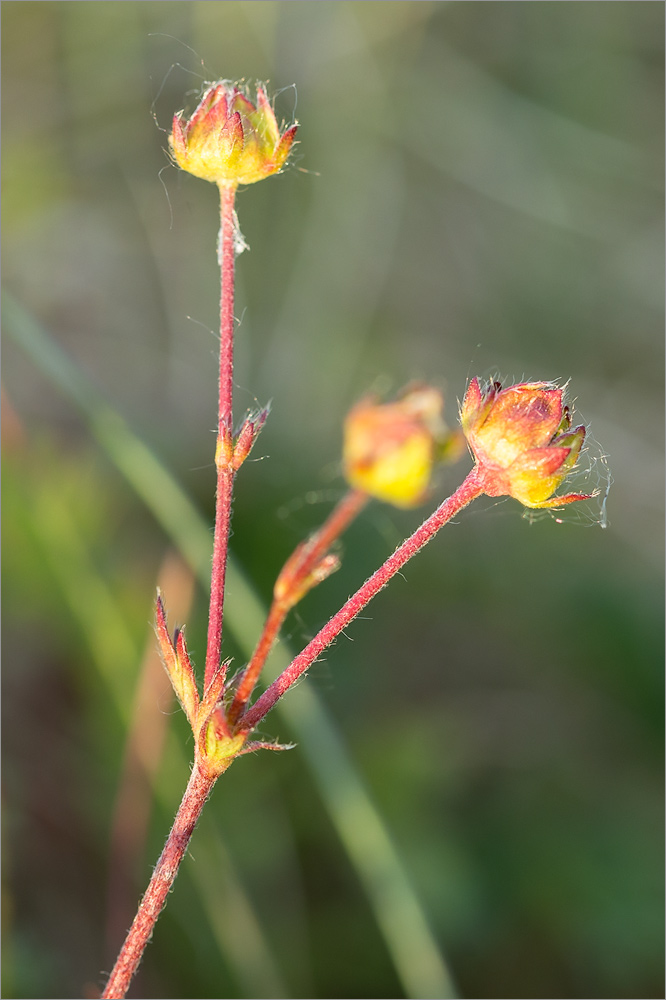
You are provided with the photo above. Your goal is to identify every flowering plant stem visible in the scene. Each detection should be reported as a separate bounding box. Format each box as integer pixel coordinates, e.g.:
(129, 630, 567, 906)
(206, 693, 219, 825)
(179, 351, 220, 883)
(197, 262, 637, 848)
(101, 759, 217, 999)
(203, 182, 237, 697)
(98, 77, 599, 1000)
(236, 467, 483, 734)
(228, 487, 369, 725)
(102, 465, 482, 997)
(102, 182, 239, 999)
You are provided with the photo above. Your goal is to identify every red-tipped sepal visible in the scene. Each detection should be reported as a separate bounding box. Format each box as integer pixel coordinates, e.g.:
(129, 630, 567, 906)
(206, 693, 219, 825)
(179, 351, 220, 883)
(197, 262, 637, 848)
(273, 124, 298, 172)
(219, 111, 244, 170)
(155, 591, 199, 728)
(170, 114, 187, 161)
(238, 740, 296, 755)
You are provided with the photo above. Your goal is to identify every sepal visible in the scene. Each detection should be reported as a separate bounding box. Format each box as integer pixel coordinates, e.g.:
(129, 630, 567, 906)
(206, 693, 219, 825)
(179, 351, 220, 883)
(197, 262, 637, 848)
(155, 591, 199, 728)
(238, 740, 296, 755)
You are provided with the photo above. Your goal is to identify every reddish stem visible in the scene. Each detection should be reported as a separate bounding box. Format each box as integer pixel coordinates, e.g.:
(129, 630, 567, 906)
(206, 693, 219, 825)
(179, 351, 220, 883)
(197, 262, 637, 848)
(227, 600, 285, 726)
(204, 183, 237, 693)
(238, 468, 484, 733)
(276, 488, 369, 604)
(103, 186, 240, 997)
(104, 556, 195, 965)
(101, 760, 217, 999)
(227, 488, 368, 726)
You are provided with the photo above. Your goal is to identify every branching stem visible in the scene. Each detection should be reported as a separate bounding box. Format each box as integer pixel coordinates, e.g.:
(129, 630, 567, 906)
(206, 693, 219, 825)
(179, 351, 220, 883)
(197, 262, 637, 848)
(238, 467, 484, 733)
(227, 488, 368, 725)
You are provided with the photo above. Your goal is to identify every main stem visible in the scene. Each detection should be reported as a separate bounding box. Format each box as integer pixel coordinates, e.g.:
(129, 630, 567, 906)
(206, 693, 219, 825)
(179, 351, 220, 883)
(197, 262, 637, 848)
(238, 468, 484, 733)
(204, 183, 237, 693)
(103, 186, 239, 998)
(101, 760, 217, 999)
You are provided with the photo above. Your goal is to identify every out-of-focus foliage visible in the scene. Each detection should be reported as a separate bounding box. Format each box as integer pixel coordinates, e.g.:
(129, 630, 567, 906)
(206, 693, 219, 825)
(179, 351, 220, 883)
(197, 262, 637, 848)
(2, 3, 663, 999)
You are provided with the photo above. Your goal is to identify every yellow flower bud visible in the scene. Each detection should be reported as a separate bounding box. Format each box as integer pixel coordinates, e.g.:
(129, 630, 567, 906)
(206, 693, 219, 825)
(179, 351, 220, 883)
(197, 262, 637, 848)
(343, 385, 449, 508)
(170, 82, 297, 187)
(461, 378, 591, 509)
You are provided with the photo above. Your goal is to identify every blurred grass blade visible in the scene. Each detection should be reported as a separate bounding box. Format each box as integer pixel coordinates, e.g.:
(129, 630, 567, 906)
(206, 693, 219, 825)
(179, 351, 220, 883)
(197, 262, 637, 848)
(4, 290, 457, 999)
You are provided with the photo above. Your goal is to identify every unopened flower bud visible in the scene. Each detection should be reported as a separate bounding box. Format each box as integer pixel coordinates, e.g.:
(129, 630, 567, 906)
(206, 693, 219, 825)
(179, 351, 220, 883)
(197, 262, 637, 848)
(170, 82, 298, 187)
(232, 405, 270, 471)
(274, 552, 341, 611)
(343, 385, 452, 508)
(461, 378, 592, 509)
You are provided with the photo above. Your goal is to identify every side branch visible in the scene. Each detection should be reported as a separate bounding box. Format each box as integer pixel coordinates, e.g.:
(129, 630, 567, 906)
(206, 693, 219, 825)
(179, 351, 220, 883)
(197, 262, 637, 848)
(237, 468, 484, 732)
(227, 488, 368, 725)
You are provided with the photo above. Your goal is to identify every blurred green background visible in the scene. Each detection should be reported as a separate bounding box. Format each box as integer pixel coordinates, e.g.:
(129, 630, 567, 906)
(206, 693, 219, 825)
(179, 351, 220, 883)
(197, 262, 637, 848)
(2, 3, 663, 998)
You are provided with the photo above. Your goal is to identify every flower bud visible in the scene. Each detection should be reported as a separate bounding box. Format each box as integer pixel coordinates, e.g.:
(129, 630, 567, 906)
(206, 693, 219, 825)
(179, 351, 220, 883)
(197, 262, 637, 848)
(232, 405, 269, 470)
(170, 82, 298, 187)
(274, 551, 341, 611)
(461, 378, 592, 509)
(343, 385, 452, 508)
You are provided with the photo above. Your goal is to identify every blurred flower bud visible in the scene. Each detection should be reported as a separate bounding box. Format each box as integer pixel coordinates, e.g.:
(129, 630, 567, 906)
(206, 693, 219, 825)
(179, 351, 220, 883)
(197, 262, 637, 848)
(461, 377, 592, 509)
(343, 384, 456, 508)
(170, 82, 298, 187)
(274, 551, 341, 611)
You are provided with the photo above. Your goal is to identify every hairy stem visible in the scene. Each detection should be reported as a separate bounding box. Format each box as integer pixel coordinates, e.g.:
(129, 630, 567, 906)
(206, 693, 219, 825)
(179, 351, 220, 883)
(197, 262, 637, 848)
(228, 488, 368, 725)
(238, 468, 484, 732)
(101, 759, 217, 999)
(204, 183, 237, 694)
